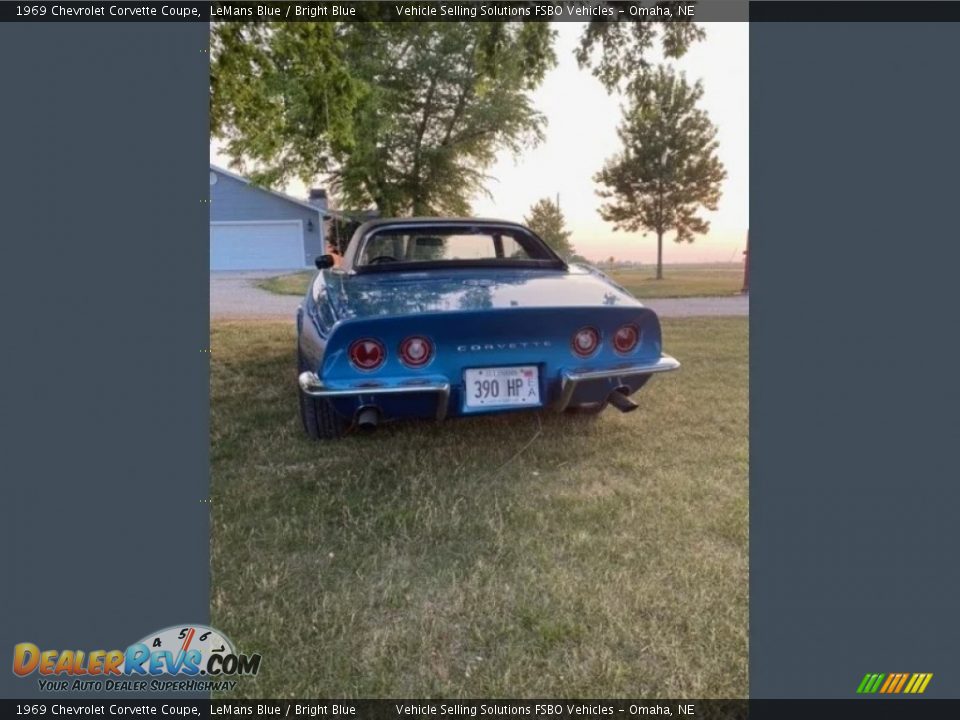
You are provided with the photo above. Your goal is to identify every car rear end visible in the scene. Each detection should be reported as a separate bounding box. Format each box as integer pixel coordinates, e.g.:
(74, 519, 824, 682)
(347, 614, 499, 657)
(298, 305, 679, 426)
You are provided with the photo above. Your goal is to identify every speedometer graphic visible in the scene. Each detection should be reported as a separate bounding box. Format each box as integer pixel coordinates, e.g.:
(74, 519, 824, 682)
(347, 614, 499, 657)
(130, 624, 236, 675)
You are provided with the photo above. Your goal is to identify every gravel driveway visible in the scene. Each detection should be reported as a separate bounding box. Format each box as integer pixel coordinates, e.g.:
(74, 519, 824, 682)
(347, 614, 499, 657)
(210, 272, 749, 320)
(211, 272, 303, 320)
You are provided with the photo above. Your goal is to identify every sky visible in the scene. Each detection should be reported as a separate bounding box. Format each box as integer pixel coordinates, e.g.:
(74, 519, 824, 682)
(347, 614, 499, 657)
(211, 21, 748, 264)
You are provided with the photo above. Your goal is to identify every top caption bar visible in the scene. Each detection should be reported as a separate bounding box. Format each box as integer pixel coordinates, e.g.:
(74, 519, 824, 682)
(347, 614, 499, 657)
(4, 1, 960, 23)
(7, 1, 753, 23)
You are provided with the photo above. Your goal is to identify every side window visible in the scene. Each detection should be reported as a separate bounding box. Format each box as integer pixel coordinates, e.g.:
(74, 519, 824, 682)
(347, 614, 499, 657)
(501, 236, 531, 259)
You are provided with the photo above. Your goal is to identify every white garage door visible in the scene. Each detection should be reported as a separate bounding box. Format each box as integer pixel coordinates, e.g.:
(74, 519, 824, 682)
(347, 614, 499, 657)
(210, 221, 305, 270)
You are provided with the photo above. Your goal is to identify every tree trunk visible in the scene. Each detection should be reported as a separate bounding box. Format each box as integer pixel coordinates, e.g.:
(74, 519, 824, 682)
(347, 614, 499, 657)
(656, 230, 664, 280)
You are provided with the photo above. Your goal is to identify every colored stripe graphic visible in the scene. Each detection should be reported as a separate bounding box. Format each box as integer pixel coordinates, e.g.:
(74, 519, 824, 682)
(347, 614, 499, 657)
(881, 673, 902, 693)
(858, 672, 933, 694)
(894, 673, 910, 693)
(857, 673, 884, 693)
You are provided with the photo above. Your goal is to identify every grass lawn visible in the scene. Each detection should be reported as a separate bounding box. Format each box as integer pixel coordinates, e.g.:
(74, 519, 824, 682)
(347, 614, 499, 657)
(256, 272, 316, 296)
(256, 264, 744, 300)
(210, 317, 747, 698)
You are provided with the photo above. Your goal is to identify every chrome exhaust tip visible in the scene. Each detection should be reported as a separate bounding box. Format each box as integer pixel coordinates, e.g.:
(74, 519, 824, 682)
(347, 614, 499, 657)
(608, 388, 639, 413)
(355, 407, 380, 430)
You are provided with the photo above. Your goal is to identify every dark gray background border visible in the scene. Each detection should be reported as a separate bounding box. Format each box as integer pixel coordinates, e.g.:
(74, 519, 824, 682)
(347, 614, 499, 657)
(750, 20, 960, 698)
(3, 15, 960, 702)
(0, 23, 209, 698)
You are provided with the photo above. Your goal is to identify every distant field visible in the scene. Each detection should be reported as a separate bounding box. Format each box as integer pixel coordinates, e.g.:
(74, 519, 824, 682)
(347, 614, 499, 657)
(210, 317, 747, 697)
(257, 263, 745, 299)
(606, 265, 743, 299)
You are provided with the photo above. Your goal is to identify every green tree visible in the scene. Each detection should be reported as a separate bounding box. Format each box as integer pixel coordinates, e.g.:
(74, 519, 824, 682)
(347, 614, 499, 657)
(576, 10, 705, 94)
(594, 66, 726, 280)
(211, 22, 555, 216)
(524, 197, 574, 259)
(210, 23, 361, 189)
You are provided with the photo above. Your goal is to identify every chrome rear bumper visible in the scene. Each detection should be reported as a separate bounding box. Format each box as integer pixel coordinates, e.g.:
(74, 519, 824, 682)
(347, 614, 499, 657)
(299, 353, 679, 421)
(553, 354, 681, 412)
(298, 372, 452, 421)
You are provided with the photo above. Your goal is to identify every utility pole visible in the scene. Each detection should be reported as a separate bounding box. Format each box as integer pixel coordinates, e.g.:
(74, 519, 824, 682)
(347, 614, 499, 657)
(741, 229, 750, 294)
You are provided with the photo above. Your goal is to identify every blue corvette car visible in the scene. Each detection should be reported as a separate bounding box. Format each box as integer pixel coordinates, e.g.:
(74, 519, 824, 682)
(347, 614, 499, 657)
(296, 218, 679, 439)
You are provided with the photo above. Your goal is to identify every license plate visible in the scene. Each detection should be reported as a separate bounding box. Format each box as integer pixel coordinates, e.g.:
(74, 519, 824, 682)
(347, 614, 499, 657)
(464, 366, 541, 409)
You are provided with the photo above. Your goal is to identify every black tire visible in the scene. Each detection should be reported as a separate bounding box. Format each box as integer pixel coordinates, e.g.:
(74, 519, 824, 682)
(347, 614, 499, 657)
(298, 352, 349, 440)
(299, 389, 349, 440)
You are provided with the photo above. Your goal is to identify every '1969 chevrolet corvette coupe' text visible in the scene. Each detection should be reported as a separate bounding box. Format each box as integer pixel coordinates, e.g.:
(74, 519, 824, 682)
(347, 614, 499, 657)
(296, 218, 679, 439)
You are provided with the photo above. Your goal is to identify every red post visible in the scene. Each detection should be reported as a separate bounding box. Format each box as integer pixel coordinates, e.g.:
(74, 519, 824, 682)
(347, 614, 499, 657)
(741, 230, 750, 294)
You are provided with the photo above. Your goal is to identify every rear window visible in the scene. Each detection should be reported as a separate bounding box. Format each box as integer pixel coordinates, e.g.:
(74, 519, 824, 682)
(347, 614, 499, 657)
(355, 226, 561, 270)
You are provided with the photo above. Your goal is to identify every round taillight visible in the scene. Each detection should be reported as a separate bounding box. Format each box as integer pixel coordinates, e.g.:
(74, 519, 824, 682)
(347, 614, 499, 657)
(348, 339, 385, 371)
(399, 336, 433, 368)
(571, 327, 600, 358)
(613, 324, 640, 354)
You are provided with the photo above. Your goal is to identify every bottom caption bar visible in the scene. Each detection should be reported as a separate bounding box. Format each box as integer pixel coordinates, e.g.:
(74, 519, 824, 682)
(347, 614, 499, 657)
(4, 699, 960, 719)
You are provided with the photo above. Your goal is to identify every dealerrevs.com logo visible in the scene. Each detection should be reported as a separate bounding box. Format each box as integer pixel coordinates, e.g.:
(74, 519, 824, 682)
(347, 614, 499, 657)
(12, 624, 261, 693)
